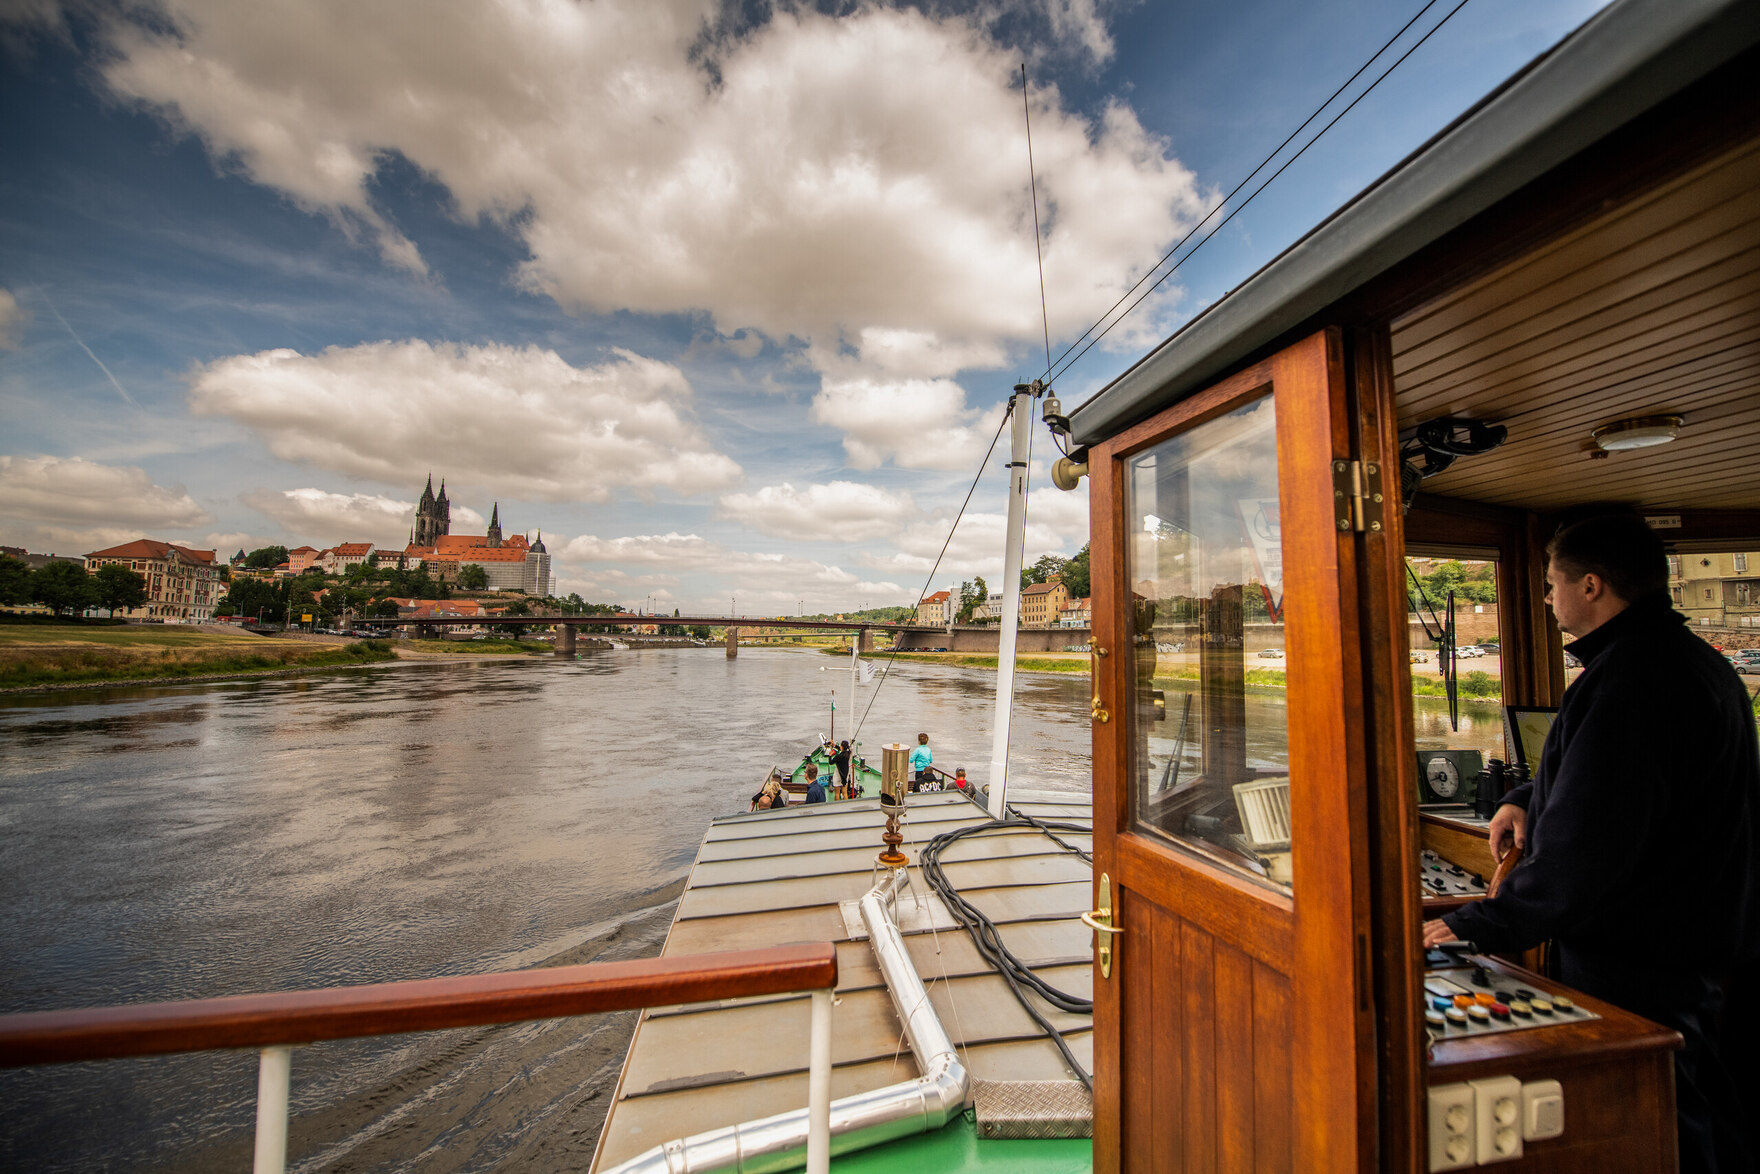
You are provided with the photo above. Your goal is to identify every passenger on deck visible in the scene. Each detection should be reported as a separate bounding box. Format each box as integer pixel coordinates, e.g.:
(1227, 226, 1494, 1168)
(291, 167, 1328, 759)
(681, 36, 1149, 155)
(831, 740, 853, 798)
(803, 764, 827, 804)
(751, 773, 786, 811)
(908, 733, 933, 792)
(953, 768, 968, 791)
(1424, 514, 1759, 1174)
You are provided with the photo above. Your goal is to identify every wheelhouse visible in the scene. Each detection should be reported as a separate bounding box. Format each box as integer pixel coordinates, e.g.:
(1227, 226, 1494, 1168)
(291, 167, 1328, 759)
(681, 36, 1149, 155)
(1068, 0, 1759, 1169)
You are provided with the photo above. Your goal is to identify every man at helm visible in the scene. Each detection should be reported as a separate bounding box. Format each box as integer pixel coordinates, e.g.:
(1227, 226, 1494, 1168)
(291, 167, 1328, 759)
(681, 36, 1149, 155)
(1423, 513, 1758, 1173)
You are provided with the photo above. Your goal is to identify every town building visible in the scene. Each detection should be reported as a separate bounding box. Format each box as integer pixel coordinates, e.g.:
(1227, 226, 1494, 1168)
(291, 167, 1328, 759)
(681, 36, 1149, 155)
(914, 590, 952, 626)
(1019, 577, 1069, 627)
(973, 596, 1006, 623)
(318, 543, 375, 575)
(402, 483, 552, 595)
(286, 546, 321, 574)
(1058, 596, 1092, 628)
(1671, 550, 1760, 630)
(84, 539, 221, 621)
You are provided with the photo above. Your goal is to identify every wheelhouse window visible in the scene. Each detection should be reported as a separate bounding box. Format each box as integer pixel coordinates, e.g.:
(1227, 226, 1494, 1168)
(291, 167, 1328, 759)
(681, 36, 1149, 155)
(1406, 555, 1506, 770)
(1125, 393, 1291, 894)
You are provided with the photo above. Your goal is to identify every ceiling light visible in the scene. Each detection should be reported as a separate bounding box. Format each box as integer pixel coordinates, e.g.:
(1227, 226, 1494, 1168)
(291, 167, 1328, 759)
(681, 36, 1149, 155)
(1592, 414, 1683, 452)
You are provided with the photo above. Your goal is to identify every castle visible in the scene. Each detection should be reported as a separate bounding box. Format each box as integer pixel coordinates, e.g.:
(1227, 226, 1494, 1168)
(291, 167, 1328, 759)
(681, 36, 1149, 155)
(404, 475, 551, 595)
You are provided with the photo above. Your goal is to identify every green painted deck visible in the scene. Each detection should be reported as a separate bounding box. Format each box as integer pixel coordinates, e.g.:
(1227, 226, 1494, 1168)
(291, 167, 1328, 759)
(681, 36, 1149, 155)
(814, 1114, 1092, 1173)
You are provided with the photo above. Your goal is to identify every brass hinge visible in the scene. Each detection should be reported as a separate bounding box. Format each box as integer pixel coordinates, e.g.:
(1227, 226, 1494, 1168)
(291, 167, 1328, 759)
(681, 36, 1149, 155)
(1331, 459, 1385, 535)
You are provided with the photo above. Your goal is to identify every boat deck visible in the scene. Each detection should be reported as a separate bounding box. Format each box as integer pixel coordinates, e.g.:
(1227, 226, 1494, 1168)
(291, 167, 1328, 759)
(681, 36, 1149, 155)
(590, 789, 1095, 1171)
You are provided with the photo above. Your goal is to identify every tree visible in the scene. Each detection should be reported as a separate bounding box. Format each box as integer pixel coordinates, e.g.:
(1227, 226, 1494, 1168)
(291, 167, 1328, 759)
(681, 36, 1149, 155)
(0, 555, 32, 606)
(457, 563, 488, 590)
(1061, 544, 1091, 599)
(955, 576, 989, 624)
(31, 561, 98, 617)
(244, 545, 290, 569)
(1022, 553, 1065, 590)
(93, 564, 148, 615)
(220, 577, 282, 622)
(500, 598, 530, 638)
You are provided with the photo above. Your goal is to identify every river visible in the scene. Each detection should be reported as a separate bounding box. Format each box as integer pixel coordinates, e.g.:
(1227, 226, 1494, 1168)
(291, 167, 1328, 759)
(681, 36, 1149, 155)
(0, 649, 1095, 1172)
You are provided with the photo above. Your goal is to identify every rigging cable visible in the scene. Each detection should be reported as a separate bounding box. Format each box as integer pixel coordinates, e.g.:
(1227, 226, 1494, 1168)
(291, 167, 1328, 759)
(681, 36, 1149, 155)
(1039, 0, 1471, 387)
(847, 403, 1013, 747)
(1023, 64, 1052, 372)
(919, 815, 1096, 1088)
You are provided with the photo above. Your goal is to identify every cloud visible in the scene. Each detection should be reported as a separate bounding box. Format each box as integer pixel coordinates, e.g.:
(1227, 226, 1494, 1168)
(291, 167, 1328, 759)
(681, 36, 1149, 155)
(241, 487, 484, 549)
(187, 340, 742, 501)
(0, 455, 211, 552)
(90, 1, 1204, 459)
(717, 480, 916, 543)
(556, 530, 906, 613)
(0, 288, 23, 348)
(857, 462, 1088, 579)
(810, 376, 1006, 471)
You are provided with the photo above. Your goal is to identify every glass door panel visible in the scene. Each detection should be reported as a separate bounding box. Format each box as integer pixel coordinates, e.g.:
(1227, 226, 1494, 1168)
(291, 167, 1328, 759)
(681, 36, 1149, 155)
(1126, 393, 1292, 894)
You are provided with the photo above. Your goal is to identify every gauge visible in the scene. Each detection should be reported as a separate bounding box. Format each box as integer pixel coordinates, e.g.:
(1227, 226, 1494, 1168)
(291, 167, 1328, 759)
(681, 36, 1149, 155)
(1425, 755, 1461, 799)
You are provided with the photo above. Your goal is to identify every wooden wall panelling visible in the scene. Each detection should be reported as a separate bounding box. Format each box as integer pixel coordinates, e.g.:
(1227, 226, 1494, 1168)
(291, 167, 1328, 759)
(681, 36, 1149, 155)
(1349, 324, 1426, 1174)
(1213, 940, 1257, 1173)
(1120, 889, 1155, 1172)
(1180, 922, 1219, 1170)
(1269, 329, 1371, 1172)
(1151, 905, 1182, 1174)
(1251, 960, 1293, 1174)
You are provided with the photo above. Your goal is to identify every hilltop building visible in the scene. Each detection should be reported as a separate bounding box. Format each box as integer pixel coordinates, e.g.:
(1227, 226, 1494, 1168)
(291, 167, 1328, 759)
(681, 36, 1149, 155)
(84, 539, 221, 622)
(1671, 550, 1760, 630)
(402, 479, 551, 595)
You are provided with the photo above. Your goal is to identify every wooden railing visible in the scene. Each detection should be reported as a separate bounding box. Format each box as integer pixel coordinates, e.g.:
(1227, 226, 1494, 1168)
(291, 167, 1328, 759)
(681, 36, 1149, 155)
(0, 943, 838, 1174)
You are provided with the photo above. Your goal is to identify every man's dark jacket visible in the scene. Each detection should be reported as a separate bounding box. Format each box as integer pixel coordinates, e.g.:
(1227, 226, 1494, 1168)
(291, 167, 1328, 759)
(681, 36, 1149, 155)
(1444, 595, 1759, 967)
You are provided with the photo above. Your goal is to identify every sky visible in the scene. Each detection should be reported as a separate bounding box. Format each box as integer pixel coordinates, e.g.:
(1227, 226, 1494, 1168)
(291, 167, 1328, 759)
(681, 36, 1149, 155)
(0, 0, 1608, 616)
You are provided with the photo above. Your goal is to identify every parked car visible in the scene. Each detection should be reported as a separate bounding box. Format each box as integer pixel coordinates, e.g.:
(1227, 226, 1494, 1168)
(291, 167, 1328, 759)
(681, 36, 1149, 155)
(1409, 650, 1427, 663)
(1257, 648, 1285, 659)
(1456, 645, 1487, 658)
(1731, 650, 1760, 674)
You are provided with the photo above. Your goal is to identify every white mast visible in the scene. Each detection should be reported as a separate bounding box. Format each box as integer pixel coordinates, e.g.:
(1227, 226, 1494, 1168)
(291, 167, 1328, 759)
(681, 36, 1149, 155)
(849, 628, 860, 746)
(986, 381, 1040, 817)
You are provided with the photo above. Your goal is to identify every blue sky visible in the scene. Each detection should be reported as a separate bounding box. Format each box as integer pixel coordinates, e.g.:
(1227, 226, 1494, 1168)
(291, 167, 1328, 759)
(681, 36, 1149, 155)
(0, 0, 1605, 614)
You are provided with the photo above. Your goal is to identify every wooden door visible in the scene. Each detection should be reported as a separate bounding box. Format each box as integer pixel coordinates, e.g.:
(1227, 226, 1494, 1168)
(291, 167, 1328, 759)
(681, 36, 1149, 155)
(1090, 330, 1376, 1173)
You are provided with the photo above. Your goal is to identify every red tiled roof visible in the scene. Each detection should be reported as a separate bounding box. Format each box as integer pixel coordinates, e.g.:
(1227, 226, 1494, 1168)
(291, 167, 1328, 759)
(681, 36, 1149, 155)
(333, 543, 374, 556)
(86, 538, 216, 564)
(921, 590, 951, 603)
(289, 546, 318, 554)
(1021, 581, 1065, 596)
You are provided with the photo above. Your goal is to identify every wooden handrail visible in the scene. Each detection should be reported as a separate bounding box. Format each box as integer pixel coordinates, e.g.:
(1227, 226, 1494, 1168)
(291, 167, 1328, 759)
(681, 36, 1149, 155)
(0, 942, 836, 1068)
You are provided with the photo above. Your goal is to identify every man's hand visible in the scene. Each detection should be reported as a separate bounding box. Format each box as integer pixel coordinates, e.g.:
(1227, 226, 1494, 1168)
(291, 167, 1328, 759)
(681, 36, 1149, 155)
(1423, 919, 1459, 947)
(1488, 802, 1527, 862)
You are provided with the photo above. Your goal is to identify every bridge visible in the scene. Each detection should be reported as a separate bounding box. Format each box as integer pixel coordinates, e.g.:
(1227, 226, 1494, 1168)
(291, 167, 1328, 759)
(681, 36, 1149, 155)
(336, 613, 1091, 658)
(344, 614, 941, 658)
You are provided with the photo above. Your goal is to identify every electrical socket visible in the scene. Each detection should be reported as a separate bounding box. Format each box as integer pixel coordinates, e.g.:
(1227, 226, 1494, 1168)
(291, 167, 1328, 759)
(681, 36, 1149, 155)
(1470, 1075, 1524, 1163)
(1427, 1082, 1476, 1170)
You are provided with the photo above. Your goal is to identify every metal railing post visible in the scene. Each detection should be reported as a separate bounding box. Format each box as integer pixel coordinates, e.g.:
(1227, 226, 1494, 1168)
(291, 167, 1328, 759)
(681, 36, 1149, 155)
(253, 1045, 292, 1174)
(807, 989, 832, 1174)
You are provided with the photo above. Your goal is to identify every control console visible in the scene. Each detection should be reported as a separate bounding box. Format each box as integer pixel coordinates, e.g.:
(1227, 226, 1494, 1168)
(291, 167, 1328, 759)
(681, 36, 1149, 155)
(1419, 848, 1486, 901)
(1422, 950, 1597, 1043)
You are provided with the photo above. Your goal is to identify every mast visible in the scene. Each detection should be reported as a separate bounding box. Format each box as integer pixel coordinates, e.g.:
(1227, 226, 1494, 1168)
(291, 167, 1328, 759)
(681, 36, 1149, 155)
(986, 380, 1041, 817)
(849, 630, 859, 749)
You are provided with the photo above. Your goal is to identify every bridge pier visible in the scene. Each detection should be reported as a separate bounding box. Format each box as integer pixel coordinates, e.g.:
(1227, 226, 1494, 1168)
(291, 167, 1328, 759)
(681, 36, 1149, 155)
(555, 624, 576, 658)
(859, 627, 873, 654)
(726, 627, 738, 658)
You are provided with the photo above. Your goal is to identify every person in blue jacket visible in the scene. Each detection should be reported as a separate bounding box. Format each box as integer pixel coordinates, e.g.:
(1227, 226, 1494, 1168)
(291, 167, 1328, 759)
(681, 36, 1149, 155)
(802, 764, 827, 804)
(908, 733, 933, 791)
(1424, 514, 1758, 1174)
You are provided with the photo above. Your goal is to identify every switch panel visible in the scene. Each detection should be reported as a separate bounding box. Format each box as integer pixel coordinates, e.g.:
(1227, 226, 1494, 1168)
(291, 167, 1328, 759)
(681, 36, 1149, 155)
(1427, 1082, 1476, 1170)
(1470, 1075, 1524, 1163)
(1522, 1078, 1565, 1141)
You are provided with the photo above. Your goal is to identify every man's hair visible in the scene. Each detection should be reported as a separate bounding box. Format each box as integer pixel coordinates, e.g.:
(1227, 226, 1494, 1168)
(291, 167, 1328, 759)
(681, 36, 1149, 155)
(1545, 513, 1668, 603)
(805, 764, 818, 780)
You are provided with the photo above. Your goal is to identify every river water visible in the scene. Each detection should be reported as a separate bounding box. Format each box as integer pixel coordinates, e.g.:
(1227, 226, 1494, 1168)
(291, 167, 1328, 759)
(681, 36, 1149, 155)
(0, 649, 1095, 1172)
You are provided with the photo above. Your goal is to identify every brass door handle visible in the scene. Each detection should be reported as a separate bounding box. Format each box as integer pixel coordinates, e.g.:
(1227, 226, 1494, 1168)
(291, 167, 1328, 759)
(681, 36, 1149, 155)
(1081, 910, 1123, 935)
(1090, 696, 1110, 723)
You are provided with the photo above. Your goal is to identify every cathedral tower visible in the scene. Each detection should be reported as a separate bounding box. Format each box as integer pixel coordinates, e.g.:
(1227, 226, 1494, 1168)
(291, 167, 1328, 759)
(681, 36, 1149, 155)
(486, 502, 502, 549)
(413, 473, 452, 547)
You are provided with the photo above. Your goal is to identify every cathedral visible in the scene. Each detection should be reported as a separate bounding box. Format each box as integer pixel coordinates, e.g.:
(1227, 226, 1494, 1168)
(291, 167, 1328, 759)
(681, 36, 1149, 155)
(404, 475, 551, 595)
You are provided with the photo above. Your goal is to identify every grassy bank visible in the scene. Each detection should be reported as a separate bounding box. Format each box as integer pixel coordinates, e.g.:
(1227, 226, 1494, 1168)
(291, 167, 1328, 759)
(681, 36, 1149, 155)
(0, 625, 397, 689)
(883, 651, 1089, 673)
(399, 638, 545, 655)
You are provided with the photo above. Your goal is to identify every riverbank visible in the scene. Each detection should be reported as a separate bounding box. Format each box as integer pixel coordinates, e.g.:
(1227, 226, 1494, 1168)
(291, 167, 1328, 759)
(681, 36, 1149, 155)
(0, 625, 397, 692)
